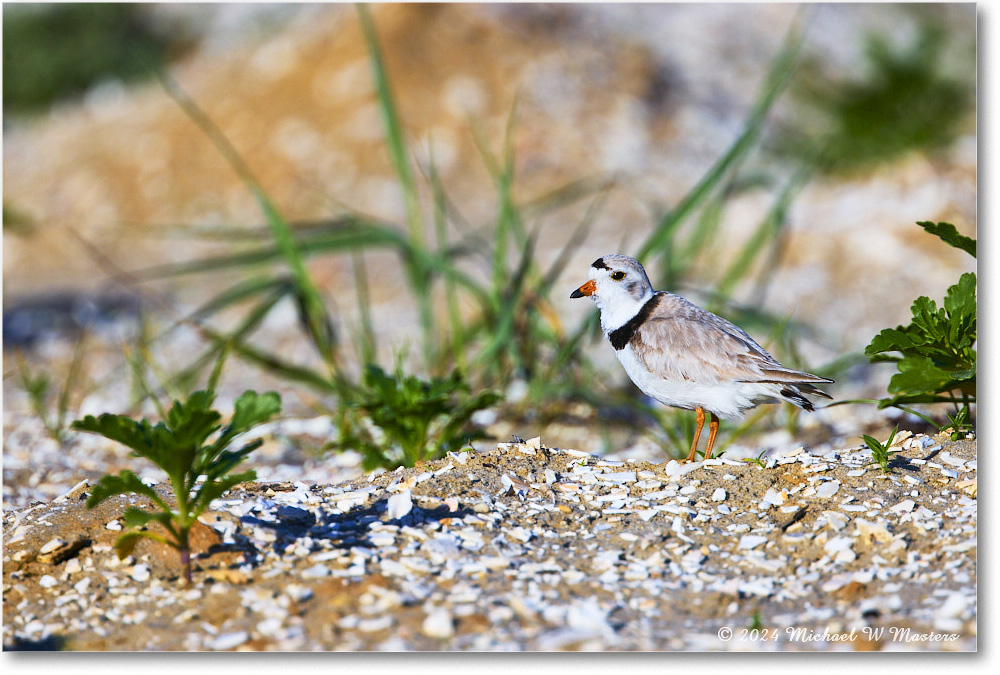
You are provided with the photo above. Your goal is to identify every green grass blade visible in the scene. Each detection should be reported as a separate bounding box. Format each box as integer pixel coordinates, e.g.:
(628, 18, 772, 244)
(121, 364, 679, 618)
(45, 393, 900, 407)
(216, 334, 338, 394)
(56, 330, 89, 435)
(205, 341, 231, 396)
(715, 171, 803, 299)
(519, 174, 613, 223)
(356, 2, 424, 248)
(352, 251, 377, 366)
(469, 101, 525, 304)
(168, 286, 290, 396)
(476, 235, 536, 376)
(428, 148, 466, 371)
(158, 72, 338, 371)
(357, 2, 436, 364)
(123, 320, 168, 420)
(129, 215, 382, 243)
(636, 13, 807, 265)
(190, 276, 292, 320)
(119, 276, 292, 400)
(135, 323, 185, 403)
(134, 220, 413, 281)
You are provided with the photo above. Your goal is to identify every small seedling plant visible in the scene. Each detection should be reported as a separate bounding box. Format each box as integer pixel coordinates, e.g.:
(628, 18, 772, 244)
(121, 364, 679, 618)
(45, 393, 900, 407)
(334, 364, 500, 471)
(941, 405, 973, 441)
(862, 425, 900, 474)
(14, 333, 89, 443)
(72, 389, 281, 583)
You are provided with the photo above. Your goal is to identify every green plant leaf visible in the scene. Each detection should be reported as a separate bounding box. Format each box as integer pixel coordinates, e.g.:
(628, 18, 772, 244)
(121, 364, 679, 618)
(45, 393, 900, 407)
(166, 391, 222, 449)
(72, 414, 154, 456)
(918, 221, 976, 258)
(75, 416, 184, 481)
(122, 506, 175, 531)
(888, 355, 956, 395)
(198, 391, 279, 477)
(85, 470, 170, 511)
(192, 469, 257, 518)
(76, 385, 274, 583)
(861, 434, 883, 454)
(865, 327, 919, 355)
(113, 530, 171, 560)
(114, 531, 145, 559)
(339, 365, 499, 470)
(203, 440, 262, 480)
(944, 272, 976, 333)
(865, 222, 976, 420)
(227, 390, 282, 435)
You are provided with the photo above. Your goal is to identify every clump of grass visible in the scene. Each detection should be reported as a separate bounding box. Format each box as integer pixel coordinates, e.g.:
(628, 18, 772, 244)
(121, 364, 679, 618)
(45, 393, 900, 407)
(743, 450, 770, 469)
(73, 387, 281, 584)
(862, 425, 900, 474)
(330, 364, 501, 471)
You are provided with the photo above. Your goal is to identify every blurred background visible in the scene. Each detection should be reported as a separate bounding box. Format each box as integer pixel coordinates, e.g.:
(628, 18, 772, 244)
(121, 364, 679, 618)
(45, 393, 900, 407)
(2, 3, 977, 501)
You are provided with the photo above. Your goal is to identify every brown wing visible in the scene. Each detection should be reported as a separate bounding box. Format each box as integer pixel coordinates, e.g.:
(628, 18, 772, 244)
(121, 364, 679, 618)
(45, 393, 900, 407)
(630, 293, 832, 388)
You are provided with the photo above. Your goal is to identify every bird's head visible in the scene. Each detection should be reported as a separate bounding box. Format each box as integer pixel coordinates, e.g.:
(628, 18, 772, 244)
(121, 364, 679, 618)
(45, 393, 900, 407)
(571, 254, 655, 328)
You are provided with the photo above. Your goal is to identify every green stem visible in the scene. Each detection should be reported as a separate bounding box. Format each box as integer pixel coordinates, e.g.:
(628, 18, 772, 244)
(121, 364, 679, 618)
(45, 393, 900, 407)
(352, 251, 377, 366)
(178, 528, 193, 584)
(890, 404, 939, 428)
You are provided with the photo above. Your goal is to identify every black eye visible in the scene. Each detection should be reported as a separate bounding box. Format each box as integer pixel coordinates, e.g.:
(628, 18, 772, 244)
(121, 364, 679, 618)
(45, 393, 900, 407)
(611, 271, 626, 281)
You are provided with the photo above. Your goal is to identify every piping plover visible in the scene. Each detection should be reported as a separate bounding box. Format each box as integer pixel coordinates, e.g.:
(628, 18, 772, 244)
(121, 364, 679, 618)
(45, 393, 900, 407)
(571, 254, 832, 461)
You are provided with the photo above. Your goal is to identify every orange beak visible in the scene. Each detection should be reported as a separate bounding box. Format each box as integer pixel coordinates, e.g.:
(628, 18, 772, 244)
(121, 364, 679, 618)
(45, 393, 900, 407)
(570, 279, 597, 298)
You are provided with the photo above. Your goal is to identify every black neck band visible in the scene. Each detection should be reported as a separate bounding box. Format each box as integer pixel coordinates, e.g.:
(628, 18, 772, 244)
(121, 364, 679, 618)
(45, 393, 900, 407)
(608, 294, 659, 351)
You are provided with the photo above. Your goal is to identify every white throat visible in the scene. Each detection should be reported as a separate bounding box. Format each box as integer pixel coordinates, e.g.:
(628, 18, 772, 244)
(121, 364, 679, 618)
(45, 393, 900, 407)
(595, 288, 654, 334)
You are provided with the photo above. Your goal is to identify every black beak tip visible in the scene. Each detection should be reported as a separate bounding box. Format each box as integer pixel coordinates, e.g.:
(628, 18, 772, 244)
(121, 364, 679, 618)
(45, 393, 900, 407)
(570, 289, 584, 299)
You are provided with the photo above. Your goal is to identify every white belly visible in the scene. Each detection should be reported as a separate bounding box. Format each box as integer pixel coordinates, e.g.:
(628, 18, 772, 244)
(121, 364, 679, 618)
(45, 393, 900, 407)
(616, 345, 779, 419)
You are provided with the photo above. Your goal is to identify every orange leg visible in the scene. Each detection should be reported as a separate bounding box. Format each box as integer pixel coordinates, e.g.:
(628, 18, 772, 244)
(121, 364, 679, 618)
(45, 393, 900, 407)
(704, 413, 720, 460)
(685, 407, 705, 462)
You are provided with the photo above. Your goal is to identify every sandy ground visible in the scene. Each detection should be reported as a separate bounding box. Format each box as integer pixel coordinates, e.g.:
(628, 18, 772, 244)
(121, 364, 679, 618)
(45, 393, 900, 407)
(3, 431, 976, 651)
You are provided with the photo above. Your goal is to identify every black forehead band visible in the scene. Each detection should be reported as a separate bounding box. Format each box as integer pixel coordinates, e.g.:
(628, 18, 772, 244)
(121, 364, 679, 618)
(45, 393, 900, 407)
(591, 258, 609, 270)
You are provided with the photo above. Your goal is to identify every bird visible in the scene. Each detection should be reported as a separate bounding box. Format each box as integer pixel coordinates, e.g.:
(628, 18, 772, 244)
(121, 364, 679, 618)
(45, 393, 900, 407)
(571, 254, 832, 462)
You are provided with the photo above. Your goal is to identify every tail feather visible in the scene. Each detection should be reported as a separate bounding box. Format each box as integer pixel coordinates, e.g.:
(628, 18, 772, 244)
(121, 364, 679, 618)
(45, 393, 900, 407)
(758, 366, 834, 385)
(779, 383, 832, 412)
(794, 382, 833, 400)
